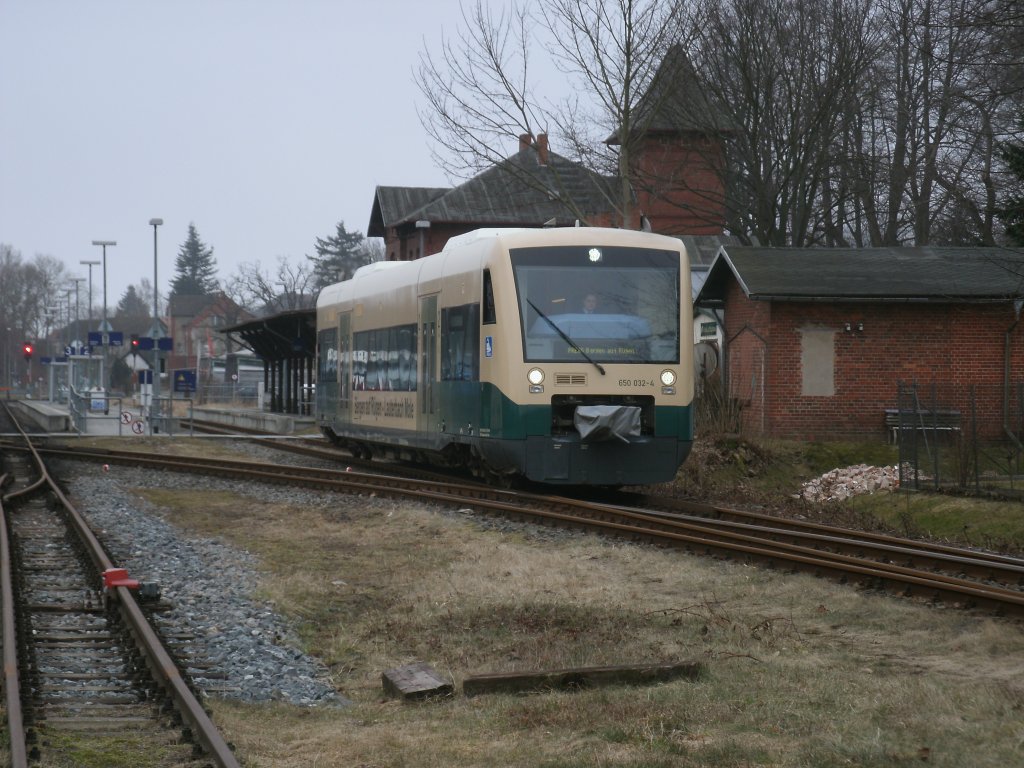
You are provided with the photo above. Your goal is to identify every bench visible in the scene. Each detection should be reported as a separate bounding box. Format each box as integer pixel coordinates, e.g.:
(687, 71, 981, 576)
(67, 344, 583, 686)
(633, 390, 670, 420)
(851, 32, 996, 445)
(884, 408, 961, 444)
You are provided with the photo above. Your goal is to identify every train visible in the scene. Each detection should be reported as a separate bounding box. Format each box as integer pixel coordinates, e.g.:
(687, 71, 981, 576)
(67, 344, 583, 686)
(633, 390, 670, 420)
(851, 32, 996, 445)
(315, 226, 694, 485)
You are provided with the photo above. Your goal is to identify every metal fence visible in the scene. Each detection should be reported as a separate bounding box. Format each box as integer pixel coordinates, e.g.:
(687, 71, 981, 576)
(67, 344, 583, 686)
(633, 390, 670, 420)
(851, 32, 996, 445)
(196, 383, 262, 409)
(895, 381, 1024, 498)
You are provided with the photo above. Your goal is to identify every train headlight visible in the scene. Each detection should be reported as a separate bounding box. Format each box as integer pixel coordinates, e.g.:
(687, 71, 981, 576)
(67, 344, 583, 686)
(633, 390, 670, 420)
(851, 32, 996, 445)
(527, 367, 545, 393)
(661, 369, 677, 394)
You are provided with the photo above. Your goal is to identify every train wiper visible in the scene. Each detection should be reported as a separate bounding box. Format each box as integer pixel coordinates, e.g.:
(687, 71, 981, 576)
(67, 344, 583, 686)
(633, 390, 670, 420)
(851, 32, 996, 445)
(527, 299, 606, 375)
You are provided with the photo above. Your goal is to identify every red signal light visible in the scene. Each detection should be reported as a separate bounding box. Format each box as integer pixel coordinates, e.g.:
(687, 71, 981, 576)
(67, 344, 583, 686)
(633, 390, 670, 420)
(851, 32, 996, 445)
(22, 342, 33, 360)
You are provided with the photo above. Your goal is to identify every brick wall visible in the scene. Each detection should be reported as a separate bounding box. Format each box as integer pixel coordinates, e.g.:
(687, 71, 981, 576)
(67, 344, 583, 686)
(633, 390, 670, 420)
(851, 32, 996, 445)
(633, 133, 725, 235)
(723, 288, 1024, 439)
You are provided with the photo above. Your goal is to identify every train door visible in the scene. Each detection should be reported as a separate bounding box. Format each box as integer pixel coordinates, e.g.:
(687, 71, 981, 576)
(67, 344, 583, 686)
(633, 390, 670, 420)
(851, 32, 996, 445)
(316, 323, 338, 418)
(338, 312, 352, 421)
(419, 295, 438, 428)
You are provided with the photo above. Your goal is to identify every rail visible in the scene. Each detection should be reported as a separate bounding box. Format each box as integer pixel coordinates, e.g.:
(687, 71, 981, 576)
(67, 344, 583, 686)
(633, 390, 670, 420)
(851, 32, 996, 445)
(0, 402, 241, 767)
(33, 441, 1024, 618)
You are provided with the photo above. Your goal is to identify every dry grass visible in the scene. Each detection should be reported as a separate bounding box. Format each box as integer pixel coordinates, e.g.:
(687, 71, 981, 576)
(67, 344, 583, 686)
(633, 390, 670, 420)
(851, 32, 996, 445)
(127, 481, 1024, 768)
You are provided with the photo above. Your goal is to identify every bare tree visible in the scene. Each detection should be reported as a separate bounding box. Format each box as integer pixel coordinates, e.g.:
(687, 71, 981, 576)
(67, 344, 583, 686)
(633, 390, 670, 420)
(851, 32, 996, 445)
(223, 257, 316, 314)
(416, 0, 688, 227)
(685, 0, 879, 246)
(841, 0, 1019, 245)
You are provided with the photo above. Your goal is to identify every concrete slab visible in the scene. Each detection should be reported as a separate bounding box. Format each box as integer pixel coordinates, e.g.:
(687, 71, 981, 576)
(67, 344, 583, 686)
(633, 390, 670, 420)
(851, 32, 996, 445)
(9, 400, 71, 432)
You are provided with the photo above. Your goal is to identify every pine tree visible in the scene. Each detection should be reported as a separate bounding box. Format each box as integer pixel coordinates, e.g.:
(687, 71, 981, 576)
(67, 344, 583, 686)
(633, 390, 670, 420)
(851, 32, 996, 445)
(115, 285, 149, 317)
(998, 113, 1024, 247)
(309, 221, 371, 289)
(170, 223, 219, 297)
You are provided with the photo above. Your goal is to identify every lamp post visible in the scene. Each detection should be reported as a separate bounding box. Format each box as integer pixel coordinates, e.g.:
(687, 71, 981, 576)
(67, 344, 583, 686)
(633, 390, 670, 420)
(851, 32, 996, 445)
(149, 218, 163, 427)
(69, 277, 86, 394)
(45, 305, 59, 401)
(70, 278, 85, 347)
(90, 240, 116, 333)
(415, 219, 430, 258)
(80, 260, 100, 325)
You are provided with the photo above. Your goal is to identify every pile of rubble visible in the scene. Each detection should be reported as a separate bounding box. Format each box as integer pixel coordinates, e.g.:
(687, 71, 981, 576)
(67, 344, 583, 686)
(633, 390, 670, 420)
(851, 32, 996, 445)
(797, 464, 899, 503)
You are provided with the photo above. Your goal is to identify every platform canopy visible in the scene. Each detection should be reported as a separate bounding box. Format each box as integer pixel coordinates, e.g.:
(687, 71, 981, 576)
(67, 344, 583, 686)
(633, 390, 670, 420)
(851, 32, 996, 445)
(221, 309, 316, 416)
(221, 309, 316, 360)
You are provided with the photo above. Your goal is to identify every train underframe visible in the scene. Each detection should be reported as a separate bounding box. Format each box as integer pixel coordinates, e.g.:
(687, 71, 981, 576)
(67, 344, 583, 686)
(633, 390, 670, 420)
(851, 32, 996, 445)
(320, 420, 691, 487)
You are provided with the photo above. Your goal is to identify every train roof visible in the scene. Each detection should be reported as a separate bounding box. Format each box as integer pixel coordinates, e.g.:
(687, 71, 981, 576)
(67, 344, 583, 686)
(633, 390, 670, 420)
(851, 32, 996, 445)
(317, 227, 688, 311)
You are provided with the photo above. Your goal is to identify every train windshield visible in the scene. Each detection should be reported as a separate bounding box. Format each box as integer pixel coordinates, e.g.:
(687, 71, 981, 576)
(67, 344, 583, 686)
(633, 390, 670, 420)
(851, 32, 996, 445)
(511, 245, 680, 364)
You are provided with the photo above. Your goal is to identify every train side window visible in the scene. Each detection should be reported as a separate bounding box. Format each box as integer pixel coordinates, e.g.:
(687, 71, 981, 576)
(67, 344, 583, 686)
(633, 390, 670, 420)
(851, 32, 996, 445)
(352, 324, 418, 391)
(483, 270, 496, 324)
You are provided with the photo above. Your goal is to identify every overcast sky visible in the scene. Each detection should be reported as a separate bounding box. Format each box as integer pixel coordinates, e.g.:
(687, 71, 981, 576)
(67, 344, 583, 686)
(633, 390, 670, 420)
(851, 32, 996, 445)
(1, 0, 518, 311)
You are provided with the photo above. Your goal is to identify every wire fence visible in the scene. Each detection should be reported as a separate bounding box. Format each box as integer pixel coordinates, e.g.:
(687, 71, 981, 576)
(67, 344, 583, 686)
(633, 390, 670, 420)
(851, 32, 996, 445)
(895, 381, 1024, 498)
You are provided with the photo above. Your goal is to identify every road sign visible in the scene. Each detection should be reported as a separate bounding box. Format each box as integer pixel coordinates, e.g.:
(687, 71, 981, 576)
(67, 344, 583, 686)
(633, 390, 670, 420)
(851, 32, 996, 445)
(173, 369, 197, 393)
(87, 331, 125, 347)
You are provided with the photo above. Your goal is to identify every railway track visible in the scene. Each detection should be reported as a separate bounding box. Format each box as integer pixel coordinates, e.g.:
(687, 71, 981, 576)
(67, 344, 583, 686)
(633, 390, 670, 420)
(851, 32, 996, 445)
(29, 438, 1024, 619)
(0, 405, 240, 767)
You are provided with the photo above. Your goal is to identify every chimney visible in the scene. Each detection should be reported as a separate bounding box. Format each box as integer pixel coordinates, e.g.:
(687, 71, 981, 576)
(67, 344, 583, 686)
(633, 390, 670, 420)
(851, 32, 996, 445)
(536, 133, 549, 166)
(519, 133, 532, 152)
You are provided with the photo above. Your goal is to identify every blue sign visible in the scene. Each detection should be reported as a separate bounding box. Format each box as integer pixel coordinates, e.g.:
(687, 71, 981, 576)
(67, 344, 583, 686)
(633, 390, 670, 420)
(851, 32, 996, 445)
(65, 343, 88, 356)
(485, 336, 493, 358)
(87, 331, 125, 347)
(173, 369, 196, 393)
(137, 337, 154, 351)
(138, 370, 153, 384)
(157, 336, 174, 352)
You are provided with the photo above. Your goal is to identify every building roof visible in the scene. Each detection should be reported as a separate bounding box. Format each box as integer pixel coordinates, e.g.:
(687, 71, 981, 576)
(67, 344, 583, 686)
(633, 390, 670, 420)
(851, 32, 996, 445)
(368, 186, 450, 236)
(367, 141, 619, 236)
(696, 246, 1024, 304)
(607, 45, 734, 144)
(680, 234, 741, 267)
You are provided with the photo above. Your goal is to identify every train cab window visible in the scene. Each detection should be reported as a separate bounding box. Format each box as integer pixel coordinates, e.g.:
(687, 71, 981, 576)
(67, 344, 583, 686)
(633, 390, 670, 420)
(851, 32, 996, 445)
(441, 303, 480, 381)
(482, 270, 496, 324)
(511, 245, 680, 364)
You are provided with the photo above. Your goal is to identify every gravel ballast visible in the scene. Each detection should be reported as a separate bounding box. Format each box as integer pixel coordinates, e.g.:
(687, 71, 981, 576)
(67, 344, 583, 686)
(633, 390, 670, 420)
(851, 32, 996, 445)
(60, 460, 348, 708)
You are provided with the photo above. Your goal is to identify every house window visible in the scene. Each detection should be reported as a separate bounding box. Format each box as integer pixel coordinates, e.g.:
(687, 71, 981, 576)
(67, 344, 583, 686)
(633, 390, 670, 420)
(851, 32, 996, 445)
(800, 329, 835, 396)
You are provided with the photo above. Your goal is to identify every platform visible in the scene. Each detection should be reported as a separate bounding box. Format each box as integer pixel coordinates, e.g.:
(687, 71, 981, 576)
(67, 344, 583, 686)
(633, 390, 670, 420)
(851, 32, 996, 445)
(7, 399, 315, 437)
(192, 406, 317, 435)
(9, 400, 71, 433)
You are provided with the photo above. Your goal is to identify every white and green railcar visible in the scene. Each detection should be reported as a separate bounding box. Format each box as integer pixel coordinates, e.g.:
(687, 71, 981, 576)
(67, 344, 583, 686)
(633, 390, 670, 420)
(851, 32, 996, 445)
(315, 226, 693, 485)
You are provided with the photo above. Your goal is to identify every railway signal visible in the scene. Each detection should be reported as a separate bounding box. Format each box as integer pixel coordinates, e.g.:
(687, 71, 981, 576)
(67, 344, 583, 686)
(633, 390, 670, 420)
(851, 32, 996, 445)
(22, 342, 33, 360)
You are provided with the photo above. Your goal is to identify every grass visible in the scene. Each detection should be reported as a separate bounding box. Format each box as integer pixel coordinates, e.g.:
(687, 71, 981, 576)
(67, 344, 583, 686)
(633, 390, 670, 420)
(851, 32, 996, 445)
(113, 431, 1024, 768)
(664, 435, 1024, 553)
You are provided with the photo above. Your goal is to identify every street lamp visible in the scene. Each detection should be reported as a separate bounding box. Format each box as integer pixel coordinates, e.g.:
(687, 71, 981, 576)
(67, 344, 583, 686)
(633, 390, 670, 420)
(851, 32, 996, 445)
(80, 260, 100, 324)
(149, 218, 163, 423)
(70, 278, 85, 346)
(90, 240, 116, 332)
(69, 277, 86, 394)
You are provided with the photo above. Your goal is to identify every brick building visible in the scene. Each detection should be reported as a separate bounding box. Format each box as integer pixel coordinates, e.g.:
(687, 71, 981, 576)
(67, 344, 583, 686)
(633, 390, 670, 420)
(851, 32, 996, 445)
(166, 293, 252, 384)
(695, 246, 1024, 440)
